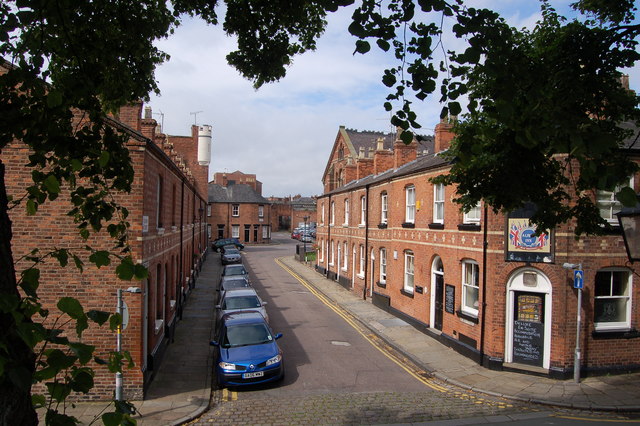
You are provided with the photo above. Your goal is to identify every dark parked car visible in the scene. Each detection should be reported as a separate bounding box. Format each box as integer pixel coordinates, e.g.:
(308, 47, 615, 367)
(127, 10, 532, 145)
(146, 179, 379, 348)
(218, 276, 251, 292)
(212, 238, 244, 252)
(210, 311, 284, 387)
(220, 264, 249, 282)
(221, 248, 242, 265)
(216, 287, 268, 323)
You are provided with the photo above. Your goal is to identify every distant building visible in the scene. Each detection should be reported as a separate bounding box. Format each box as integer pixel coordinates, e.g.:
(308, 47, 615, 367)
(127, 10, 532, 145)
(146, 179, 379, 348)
(269, 195, 317, 231)
(208, 181, 272, 244)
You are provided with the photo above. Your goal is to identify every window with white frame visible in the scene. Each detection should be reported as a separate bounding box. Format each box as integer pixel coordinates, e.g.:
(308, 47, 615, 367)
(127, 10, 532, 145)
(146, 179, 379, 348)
(379, 248, 387, 283)
(360, 195, 366, 225)
(381, 192, 388, 224)
(319, 239, 324, 261)
(330, 201, 335, 225)
(342, 242, 348, 270)
(344, 199, 349, 225)
(433, 183, 445, 223)
(231, 225, 240, 238)
(232, 204, 239, 217)
(207, 204, 211, 217)
(597, 177, 633, 224)
(404, 251, 414, 292)
(463, 202, 481, 224)
(156, 175, 164, 229)
(258, 205, 264, 217)
(359, 245, 365, 276)
(461, 261, 480, 316)
(262, 225, 269, 238)
(405, 186, 416, 223)
(330, 240, 335, 265)
(594, 269, 631, 330)
(321, 203, 325, 224)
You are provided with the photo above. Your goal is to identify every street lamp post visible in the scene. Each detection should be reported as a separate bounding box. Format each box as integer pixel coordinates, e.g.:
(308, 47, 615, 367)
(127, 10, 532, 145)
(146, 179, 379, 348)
(115, 286, 141, 401)
(562, 262, 583, 383)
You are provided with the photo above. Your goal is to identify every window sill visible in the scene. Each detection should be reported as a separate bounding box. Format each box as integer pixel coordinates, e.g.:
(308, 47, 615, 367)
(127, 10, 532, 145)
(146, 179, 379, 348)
(157, 227, 165, 235)
(378, 223, 388, 229)
(377, 281, 387, 288)
(428, 223, 444, 230)
(401, 222, 415, 228)
(599, 225, 622, 235)
(400, 288, 414, 298)
(592, 328, 638, 339)
(458, 223, 481, 231)
(154, 319, 164, 334)
(359, 224, 366, 228)
(456, 309, 479, 324)
(357, 273, 365, 279)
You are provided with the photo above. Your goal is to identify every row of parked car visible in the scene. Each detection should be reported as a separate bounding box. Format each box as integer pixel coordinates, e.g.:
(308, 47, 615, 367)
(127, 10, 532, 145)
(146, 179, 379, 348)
(291, 227, 315, 242)
(209, 241, 284, 388)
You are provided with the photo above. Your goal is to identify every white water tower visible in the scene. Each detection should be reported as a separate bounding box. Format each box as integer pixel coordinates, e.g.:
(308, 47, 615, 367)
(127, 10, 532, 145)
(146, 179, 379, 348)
(197, 125, 212, 166)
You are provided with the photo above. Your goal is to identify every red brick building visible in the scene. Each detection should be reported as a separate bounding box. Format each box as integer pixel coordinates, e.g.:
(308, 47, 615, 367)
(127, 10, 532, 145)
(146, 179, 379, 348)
(316, 120, 640, 378)
(268, 195, 317, 231)
(208, 182, 272, 244)
(5, 97, 209, 398)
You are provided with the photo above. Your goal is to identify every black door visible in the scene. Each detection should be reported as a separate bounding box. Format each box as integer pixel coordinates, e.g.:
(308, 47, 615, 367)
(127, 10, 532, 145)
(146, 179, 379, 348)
(434, 274, 444, 330)
(253, 228, 258, 242)
(512, 291, 544, 367)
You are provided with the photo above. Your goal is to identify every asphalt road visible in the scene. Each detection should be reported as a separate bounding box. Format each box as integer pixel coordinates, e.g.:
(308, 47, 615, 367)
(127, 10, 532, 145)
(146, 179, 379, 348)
(191, 234, 637, 425)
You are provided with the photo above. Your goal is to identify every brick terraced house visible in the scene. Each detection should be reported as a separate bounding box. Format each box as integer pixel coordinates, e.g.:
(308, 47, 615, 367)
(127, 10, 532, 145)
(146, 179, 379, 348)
(208, 181, 272, 244)
(315, 120, 640, 378)
(5, 93, 209, 398)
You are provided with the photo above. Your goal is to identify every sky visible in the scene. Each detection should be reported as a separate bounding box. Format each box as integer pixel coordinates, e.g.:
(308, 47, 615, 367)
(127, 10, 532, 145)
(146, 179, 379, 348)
(147, 1, 640, 198)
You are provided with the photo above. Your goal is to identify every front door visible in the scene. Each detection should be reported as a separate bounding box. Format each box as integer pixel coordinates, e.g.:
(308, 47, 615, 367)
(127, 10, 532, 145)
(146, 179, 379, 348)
(434, 274, 444, 330)
(253, 227, 258, 242)
(512, 291, 545, 367)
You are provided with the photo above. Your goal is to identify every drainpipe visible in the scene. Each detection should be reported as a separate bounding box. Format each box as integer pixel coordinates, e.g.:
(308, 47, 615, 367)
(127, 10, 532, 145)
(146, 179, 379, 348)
(326, 194, 332, 278)
(177, 179, 185, 320)
(363, 184, 370, 300)
(479, 204, 488, 366)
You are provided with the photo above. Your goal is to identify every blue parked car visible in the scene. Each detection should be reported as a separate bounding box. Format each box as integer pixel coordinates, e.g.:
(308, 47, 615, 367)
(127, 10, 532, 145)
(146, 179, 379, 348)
(211, 311, 284, 387)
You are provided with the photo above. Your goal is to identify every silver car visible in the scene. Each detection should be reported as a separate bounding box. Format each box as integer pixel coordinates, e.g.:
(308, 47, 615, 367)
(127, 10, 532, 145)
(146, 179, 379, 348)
(216, 288, 268, 323)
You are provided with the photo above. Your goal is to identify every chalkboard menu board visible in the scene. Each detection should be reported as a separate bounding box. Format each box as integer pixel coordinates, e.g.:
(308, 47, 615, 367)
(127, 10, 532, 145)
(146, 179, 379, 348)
(512, 320, 543, 366)
(445, 284, 455, 314)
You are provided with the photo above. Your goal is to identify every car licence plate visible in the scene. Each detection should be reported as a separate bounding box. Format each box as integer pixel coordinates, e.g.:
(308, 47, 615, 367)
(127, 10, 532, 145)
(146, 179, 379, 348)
(242, 371, 264, 379)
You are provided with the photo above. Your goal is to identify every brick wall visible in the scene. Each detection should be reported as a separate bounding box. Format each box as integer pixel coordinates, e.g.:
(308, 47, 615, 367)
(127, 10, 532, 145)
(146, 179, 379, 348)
(315, 124, 640, 376)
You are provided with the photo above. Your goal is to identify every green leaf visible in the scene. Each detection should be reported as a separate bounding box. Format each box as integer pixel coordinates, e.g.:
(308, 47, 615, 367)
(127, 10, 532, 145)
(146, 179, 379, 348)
(88, 309, 111, 326)
(102, 412, 124, 426)
(46, 90, 63, 108)
(376, 39, 390, 51)
(70, 369, 94, 393)
(32, 394, 47, 409)
(448, 101, 462, 116)
(8, 366, 32, 392)
(20, 267, 40, 297)
(110, 313, 123, 332)
(69, 342, 96, 364)
(89, 250, 111, 268)
(26, 199, 37, 215)
(44, 174, 61, 194)
(46, 348, 77, 370)
(400, 130, 414, 144)
(133, 263, 148, 280)
(354, 40, 370, 54)
(116, 257, 135, 280)
(617, 186, 638, 207)
(58, 297, 84, 319)
(46, 382, 72, 403)
(99, 150, 110, 168)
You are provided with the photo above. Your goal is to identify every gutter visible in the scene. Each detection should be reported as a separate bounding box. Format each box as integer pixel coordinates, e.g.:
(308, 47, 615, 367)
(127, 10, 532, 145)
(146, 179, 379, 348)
(479, 204, 488, 366)
(363, 184, 370, 300)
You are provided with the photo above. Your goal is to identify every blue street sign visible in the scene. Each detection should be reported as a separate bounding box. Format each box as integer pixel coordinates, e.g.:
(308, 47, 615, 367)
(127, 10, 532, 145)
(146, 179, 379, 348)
(574, 270, 584, 289)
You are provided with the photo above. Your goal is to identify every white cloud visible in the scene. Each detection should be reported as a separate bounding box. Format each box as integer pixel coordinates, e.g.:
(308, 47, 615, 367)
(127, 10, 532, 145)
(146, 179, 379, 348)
(148, 1, 640, 198)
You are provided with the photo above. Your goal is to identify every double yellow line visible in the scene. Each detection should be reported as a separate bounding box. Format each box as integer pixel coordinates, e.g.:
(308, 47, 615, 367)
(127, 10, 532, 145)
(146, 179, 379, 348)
(275, 257, 454, 395)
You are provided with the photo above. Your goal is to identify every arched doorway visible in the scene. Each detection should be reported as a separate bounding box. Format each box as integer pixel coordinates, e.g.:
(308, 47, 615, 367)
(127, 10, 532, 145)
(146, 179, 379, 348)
(504, 268, 552, 369)
(430, 256, 444, 330)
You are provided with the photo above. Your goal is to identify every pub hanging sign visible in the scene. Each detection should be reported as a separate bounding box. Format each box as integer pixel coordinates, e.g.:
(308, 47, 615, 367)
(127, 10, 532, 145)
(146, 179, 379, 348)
(505, 203, 553, 263)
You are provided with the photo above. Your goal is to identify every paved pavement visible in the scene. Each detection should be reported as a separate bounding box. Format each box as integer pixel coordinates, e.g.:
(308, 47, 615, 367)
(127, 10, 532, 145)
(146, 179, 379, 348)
(52, 249, 640, 425)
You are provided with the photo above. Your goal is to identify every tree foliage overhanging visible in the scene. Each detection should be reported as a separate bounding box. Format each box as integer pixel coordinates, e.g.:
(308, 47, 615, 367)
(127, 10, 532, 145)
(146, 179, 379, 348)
(0, 0, 639, 424)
